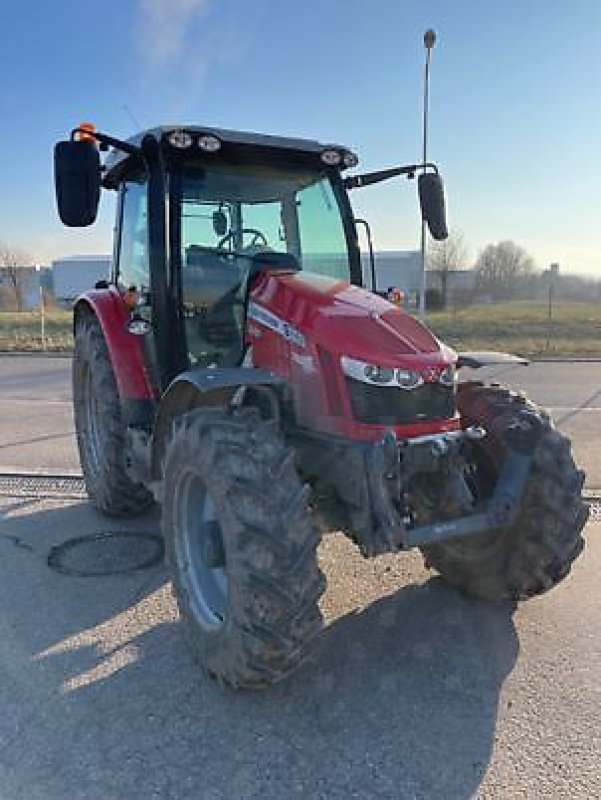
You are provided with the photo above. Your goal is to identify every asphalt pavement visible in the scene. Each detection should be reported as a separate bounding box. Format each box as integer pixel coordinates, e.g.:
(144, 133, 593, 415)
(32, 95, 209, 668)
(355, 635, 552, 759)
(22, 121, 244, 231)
(0, 355, 600, 799)
(0, 356, 76, 474)
(0, 355, 599, 486)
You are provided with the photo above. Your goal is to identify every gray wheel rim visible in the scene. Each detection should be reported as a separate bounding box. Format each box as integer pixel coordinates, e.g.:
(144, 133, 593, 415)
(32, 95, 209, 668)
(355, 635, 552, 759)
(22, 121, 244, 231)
(175, 470, 228, 632)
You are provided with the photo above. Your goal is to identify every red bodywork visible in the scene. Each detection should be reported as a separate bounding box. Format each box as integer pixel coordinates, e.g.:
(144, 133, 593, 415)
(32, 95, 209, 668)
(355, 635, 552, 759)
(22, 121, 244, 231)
(74, 286, 157, 401)
(82, 274, 458, 443)
(249, 271, 459, 441)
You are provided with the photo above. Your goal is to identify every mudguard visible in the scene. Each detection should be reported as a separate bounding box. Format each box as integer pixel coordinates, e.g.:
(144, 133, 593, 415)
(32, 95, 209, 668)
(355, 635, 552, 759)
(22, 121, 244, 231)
(150, 367, 282, 478)
(74, 286, 157, 401)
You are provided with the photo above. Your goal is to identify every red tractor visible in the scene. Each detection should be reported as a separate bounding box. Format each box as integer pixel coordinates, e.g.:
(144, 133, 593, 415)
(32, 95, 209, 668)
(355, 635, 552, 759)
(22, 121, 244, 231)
(54, 123, 587, 689)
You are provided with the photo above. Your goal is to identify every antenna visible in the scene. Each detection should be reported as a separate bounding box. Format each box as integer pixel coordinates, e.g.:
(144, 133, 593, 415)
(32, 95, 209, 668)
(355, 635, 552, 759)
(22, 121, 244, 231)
(123, 104, 142, 129)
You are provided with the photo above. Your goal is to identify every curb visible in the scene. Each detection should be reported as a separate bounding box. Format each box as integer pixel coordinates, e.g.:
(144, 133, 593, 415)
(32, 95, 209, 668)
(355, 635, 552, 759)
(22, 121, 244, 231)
(0, 351, 71, 358)
(0, 467, 83, 478)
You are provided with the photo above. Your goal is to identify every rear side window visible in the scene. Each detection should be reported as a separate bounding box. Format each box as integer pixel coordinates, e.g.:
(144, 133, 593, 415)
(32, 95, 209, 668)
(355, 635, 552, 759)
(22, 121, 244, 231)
(116, 178, 149, 292)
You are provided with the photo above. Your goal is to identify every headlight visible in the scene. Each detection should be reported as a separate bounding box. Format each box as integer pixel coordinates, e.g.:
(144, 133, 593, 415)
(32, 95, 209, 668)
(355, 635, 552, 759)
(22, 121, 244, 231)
(321, 148, 343, 166)
(343, 150, 359, 168)
(397, 368, 423, 389)
(341, 356, 423, 390)
(198, 134, 222, 152)
(167, 129, 193, 149)
(439, 365, 457, 386)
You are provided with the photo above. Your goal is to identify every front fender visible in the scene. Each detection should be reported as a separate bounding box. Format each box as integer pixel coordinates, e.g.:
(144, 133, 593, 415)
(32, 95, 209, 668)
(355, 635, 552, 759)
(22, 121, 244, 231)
(74, 286, 157, 401)
(150, 367, 282, 478)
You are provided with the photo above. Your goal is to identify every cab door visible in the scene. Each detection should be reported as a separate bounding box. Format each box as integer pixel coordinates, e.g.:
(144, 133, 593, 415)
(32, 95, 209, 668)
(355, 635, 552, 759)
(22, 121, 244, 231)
(113, 173, 161, 391)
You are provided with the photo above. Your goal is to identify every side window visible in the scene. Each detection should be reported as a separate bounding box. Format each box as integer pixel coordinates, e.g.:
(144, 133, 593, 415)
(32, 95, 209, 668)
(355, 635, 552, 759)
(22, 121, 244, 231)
(296, 179, 351, 281)
(117, 178, 149, 291)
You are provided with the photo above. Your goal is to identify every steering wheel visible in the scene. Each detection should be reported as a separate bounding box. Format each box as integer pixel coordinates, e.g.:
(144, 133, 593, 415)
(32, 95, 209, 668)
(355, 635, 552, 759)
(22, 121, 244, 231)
(217, 228, 268, 251)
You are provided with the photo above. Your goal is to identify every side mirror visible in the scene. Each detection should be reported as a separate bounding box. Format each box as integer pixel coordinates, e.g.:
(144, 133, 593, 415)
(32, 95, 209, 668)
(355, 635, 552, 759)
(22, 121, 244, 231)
(54, 140, 101, 227)
(212, 210, 228, 237)
(418, 172, 448, 241)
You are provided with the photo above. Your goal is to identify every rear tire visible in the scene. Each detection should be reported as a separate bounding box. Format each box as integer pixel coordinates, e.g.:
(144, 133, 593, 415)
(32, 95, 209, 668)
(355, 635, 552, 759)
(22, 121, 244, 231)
(421, 384, 588, 602)
(73, 313, 154, 516)
(162, 407, 325, 689)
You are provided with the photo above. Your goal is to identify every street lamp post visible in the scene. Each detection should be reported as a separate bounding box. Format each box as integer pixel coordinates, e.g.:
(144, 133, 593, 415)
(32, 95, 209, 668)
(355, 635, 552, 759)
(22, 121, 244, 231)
(419, 28, 436, 319)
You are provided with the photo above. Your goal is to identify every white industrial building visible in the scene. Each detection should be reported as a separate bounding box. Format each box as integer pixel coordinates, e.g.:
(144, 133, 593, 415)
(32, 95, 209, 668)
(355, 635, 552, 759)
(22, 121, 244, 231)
(362, 250, 422, 294)
(45, 251, 473, 309)
(51, 255, 111, 306)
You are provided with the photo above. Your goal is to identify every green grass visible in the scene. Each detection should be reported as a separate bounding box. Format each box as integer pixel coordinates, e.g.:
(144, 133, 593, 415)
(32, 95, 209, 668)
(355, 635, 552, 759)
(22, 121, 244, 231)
(0, 310, 73, 351)
(427, 301, 601, 358)
(0, 302, 599, 357)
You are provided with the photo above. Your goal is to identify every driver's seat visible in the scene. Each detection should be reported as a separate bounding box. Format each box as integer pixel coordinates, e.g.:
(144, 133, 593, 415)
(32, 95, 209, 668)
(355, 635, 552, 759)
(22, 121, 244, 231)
(182, 246, 245, 367)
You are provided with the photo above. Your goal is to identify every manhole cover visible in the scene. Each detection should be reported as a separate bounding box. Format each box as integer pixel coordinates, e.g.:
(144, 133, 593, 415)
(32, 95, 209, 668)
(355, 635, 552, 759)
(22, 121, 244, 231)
(48, 531, 164, 577)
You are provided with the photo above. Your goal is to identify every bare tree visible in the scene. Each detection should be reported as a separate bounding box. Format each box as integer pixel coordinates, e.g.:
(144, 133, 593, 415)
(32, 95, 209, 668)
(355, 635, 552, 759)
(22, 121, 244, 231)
(0, 242, 32, 311)
(474, 240, 536, 300)
(428, 230, 468, 309)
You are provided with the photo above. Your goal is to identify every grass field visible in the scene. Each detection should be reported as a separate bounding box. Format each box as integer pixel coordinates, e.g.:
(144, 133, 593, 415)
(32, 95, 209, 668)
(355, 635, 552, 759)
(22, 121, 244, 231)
(0, 301, 599, 357)
(427, 301, 601, 358)
(0, 310, 73, 351)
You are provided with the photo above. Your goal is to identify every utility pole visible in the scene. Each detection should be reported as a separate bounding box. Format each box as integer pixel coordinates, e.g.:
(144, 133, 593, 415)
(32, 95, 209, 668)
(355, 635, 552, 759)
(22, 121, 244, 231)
(37, 266, 46, 350)
(548, 263, 559, 321)
(419, 28, 436, 319)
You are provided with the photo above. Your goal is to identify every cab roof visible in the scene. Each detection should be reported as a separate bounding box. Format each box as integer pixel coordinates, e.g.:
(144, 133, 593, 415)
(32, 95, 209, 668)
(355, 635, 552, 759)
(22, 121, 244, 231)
(103, 124, 357, 185)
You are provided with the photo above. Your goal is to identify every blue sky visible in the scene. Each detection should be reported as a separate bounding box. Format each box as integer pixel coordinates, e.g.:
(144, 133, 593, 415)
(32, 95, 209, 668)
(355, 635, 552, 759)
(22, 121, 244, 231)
(1, 0, 600, 274)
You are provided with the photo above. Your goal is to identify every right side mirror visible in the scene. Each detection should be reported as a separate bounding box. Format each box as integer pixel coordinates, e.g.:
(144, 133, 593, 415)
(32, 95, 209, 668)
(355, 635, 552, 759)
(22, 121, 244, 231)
(54, 140, 101, 227)
(418, 172, 448, 241)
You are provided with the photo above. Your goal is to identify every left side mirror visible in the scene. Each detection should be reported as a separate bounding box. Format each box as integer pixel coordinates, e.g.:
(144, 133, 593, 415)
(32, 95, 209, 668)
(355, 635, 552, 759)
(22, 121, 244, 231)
(54, 140, 101, 227)
(418, 172, 448, 241)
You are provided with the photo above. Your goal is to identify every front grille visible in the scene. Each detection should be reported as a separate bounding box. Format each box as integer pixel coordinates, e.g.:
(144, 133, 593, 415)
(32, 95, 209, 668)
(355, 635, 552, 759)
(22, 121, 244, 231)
(346, 378, 456, 425)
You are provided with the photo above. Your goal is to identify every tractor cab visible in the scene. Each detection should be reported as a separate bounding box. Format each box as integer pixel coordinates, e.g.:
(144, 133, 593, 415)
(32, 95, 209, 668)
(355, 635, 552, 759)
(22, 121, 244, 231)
(56, 125, 370, 384)
(55, 124, 447, 389)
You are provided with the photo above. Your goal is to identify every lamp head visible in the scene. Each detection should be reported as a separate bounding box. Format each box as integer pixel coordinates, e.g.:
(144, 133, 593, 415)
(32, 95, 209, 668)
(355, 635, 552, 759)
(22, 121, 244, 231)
(424, 29, 436, 49)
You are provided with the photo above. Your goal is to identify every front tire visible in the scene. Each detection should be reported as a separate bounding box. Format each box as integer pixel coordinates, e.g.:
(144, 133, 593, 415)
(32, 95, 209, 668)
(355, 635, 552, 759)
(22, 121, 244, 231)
(162, 407, 325, 689)
(73, 313, 153, 516)
(421, 384, 588, 602)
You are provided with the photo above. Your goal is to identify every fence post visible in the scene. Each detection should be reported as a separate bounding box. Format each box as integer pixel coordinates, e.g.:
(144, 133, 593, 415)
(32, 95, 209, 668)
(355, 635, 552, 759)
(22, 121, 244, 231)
(39, 282, 46, 351)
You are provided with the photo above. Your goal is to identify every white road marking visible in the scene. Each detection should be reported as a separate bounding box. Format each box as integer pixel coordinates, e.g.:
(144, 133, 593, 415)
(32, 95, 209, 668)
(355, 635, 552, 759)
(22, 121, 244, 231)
(548, 407, 601, 413)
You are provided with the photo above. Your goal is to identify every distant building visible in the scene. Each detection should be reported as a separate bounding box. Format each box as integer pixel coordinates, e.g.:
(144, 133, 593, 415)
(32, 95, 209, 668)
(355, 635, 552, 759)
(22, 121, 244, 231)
(51, 255, 111, 306)
(362, 250, 421, 295)
(361, 252, 477, 308)
(0, 266, 45, 311)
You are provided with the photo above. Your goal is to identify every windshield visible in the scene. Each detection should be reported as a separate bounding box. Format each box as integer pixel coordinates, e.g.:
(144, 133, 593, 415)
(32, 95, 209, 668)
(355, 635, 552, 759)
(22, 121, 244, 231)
(179, 164, 351, 281)
(177, 163, 354, 368)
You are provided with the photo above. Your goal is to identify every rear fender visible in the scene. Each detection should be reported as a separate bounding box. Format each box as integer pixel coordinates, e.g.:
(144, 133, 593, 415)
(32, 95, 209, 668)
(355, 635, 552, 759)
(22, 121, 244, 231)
(74, 286, 157, 402)
(150, 367, 283, 479)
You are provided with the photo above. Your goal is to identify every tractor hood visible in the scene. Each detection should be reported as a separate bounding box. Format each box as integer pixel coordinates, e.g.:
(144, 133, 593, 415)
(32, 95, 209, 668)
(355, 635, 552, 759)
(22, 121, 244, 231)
(251, 270, 456, 367)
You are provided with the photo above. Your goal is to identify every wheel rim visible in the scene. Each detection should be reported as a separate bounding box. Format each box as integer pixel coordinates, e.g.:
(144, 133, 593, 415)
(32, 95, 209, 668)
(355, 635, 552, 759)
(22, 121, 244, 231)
(175, 470, 228, 632)
(82, 362, 103, 475)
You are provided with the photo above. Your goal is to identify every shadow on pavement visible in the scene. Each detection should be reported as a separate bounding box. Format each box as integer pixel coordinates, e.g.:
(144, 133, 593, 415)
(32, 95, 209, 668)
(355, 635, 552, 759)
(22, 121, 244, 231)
(0, 499, 518, 800)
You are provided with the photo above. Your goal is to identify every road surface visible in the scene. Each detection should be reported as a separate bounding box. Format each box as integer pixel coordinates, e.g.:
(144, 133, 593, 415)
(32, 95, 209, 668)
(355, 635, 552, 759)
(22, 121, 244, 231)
(0, 355, 599, 799)
(0, 356, 599, 486)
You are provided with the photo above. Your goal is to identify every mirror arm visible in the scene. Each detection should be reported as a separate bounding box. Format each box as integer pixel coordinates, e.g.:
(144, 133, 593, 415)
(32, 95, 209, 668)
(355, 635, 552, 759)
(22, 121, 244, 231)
(344, 162, 439, 190)
(70, 127, 142, 157)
